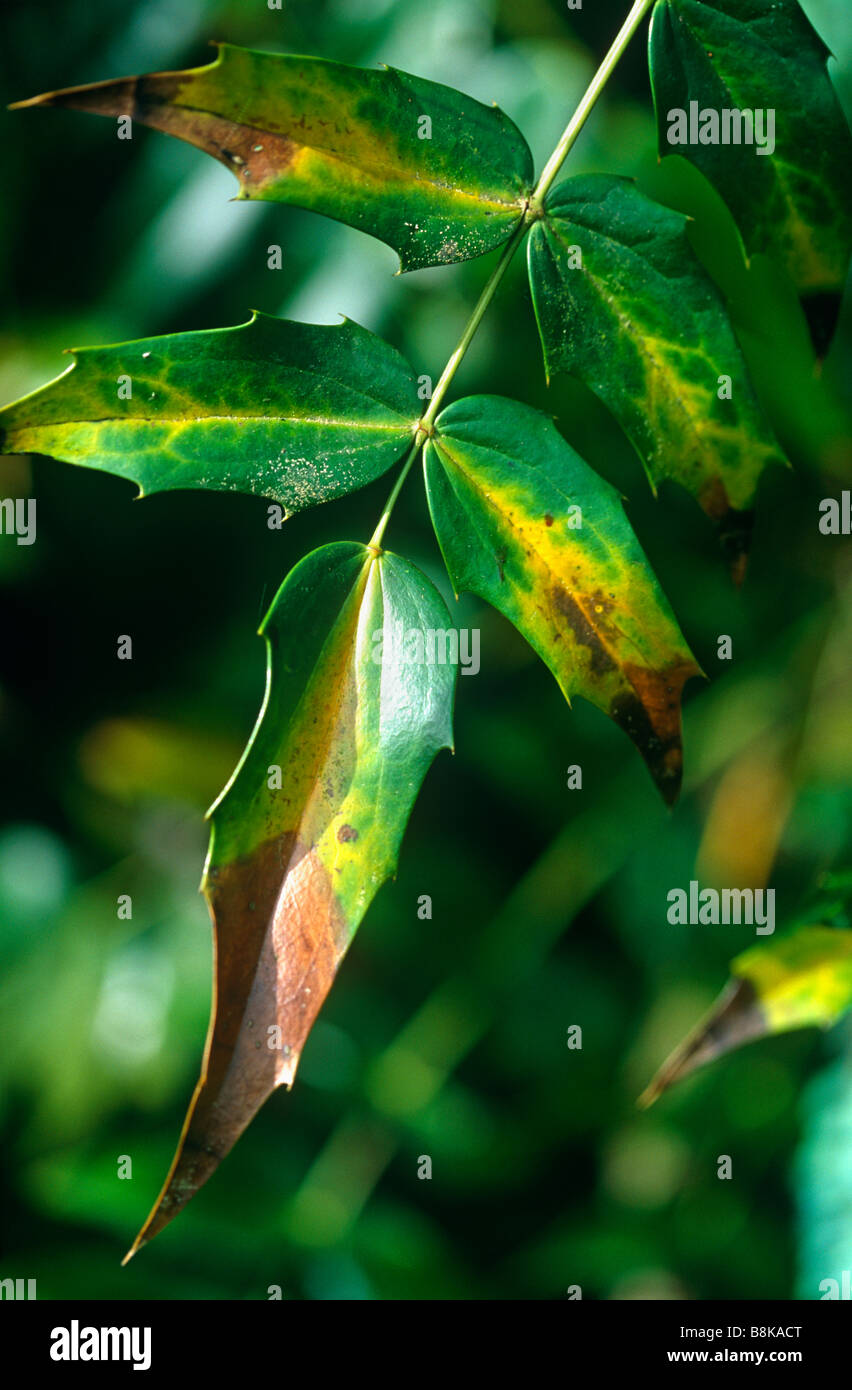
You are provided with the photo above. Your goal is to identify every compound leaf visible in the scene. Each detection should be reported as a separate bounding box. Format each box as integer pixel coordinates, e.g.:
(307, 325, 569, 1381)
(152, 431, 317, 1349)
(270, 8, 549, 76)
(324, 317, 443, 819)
(648, 0, 852, 347)
(13, 44, 533, 273)
(124, 540, 455, 1259)
(0, 313, 420, 514)
(527, 175, 787, 574)
(423, 395, 701, 806)
(640, 925, 852, 1106)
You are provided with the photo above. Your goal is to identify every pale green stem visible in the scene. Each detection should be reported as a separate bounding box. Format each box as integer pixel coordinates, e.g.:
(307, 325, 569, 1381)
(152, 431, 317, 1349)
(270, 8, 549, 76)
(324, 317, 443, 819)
(532, 0, 655, 206)
(369, 433, 423, 548)
(370, 0, 655, 547)
(419, 218, 529, 432)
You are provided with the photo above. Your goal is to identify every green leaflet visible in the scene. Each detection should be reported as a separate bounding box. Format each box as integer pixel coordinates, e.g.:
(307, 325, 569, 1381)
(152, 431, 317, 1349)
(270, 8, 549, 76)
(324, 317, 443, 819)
(13, 44, 533, 273)
(640, 925, 852, 1106)
(527, 174, 786, 571)
(124, 540, 455, 1259)
(423, 395, 701, 806)
(0, 313, 420, 514)
(648, 0, 852, 318)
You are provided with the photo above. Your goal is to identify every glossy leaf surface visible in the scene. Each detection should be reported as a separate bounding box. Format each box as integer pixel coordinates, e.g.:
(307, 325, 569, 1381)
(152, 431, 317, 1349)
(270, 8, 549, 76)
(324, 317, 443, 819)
(527, 174, 786, 570)
(649, 0, 852, 318)
(124, 540, 455, 1257)
(0, 314, 420, 514)
(13, 44, 534, 272)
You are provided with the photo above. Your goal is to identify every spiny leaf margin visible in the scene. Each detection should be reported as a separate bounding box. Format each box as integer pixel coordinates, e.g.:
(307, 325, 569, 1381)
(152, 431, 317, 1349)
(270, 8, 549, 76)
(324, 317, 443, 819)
(0, 312, 421, 514)
(12, 43, 535, 273)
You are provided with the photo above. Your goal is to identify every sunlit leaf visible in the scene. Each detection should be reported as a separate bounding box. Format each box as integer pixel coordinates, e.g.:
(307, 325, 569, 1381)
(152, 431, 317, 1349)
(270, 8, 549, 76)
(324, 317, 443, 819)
(13, 43, 534, 272)
(527, 174, 787, 574)
(0, 313, 420, 514)
(124, 540, 455, 1258)
(423, 395, 701, 805)
(640, 925, 852, 1106)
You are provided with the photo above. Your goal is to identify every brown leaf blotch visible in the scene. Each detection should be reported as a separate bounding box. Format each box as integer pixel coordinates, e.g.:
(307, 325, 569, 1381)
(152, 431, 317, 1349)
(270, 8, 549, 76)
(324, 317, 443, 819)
(15, 72, 299, 191)
(549, 585, 617, 676)
(610, 659, 696, 806)
(122, 833, 348, 1262)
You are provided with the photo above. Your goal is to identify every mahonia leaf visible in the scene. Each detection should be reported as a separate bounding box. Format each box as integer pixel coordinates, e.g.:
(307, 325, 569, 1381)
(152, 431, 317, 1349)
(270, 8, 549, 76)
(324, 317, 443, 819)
(639, 925, 852, 1107)
(527, 174, 787, 576)
(124, 541, 455, 1259)
(0, 313, 420, 514)
(12, 44, 533, 273)
(648, 0, 852, 351)
(423, 395, 701, 806)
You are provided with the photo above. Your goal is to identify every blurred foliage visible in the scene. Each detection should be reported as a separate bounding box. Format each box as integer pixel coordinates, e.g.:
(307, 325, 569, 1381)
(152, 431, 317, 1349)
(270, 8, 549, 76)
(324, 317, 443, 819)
(1, 0, 851, 1299)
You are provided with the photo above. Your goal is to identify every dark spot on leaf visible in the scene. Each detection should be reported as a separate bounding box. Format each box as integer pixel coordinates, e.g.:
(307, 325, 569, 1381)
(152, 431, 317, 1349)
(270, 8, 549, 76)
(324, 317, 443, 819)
(549, 586, 616, 675)
(610, 659, 698, 806)
(337, 824, 358, 842)
(610, 687, 679, 797)
(544, 513, 554, 526)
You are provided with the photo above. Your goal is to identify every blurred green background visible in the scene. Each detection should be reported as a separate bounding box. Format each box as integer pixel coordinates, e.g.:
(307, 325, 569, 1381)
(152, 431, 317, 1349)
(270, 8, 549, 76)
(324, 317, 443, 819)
(1, 0, 851, 1300)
